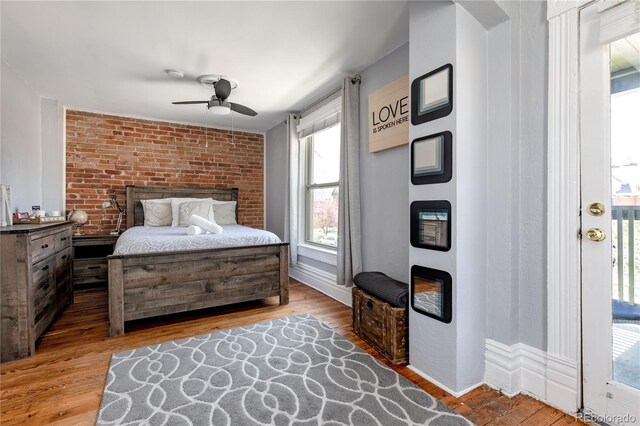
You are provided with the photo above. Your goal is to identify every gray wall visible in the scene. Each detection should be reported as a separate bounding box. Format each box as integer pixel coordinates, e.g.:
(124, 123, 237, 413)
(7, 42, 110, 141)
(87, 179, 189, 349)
(265, 43, 410, 282)
(358, 43, 409, 283)
(515, 0, 548, 351)
(264, 0, 549, 360)
(265, 121, 287, 240)
(482, 0, 548, 351)
(1, 60, 42, 212)
(41, 98, 64, 211)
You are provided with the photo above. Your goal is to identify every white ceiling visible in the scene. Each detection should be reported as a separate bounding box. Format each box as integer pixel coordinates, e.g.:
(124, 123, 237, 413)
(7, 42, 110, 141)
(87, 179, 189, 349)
(1, 1, 409, 132)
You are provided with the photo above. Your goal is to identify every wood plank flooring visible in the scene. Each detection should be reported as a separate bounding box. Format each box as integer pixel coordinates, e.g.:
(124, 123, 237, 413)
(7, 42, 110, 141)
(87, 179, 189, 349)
(0, 280, 583, 425)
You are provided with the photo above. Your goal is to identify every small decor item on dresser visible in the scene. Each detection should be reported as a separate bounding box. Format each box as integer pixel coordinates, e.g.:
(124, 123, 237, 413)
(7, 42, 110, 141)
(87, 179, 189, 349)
(352, 271, 408, 364)
(1, 185, 12, 226)
(102, 195, 124, 235)
(68, 209, 88, 235)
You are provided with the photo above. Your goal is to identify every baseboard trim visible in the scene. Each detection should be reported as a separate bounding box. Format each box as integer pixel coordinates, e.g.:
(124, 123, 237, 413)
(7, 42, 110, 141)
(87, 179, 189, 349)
(484, 338, 579, 414)
(407, 365, 482, 398)
(289, 263, 352, 307)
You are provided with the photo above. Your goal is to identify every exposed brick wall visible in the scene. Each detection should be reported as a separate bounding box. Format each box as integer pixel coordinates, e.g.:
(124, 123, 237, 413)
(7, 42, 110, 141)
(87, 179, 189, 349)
(65, 110, 264, 235)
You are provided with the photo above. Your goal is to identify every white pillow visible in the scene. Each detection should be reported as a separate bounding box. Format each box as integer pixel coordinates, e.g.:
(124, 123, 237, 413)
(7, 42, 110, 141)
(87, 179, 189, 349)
(176, 200, 213, 227)
(141, 198, 172, 226)
(170, 198, 214, 227)
(211, 200, 237, 225)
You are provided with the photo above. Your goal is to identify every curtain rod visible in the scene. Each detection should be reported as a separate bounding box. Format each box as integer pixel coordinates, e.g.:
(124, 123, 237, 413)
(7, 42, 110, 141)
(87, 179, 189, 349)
(299, 74, 361, 116)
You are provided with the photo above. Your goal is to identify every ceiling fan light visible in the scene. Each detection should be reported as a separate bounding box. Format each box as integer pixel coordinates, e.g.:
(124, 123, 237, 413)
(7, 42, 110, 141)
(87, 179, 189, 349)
(209, 104, 231, 115)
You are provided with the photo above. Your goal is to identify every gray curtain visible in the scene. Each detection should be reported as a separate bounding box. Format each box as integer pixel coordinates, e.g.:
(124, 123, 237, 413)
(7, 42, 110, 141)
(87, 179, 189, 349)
(337, 76, 362, 287)
(284, 113, 300, 266)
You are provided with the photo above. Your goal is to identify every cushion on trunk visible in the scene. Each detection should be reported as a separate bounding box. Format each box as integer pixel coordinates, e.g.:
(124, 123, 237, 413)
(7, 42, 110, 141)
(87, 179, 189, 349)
(354, 272, 408, 308)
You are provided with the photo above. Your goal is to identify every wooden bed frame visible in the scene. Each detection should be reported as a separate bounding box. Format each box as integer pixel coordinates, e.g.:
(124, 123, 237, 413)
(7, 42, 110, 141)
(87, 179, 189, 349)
(107, 185, 289, 336)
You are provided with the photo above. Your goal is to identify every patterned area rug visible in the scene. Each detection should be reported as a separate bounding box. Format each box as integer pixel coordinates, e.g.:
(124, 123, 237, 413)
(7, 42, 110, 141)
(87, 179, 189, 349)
(97, 314, 471, 425)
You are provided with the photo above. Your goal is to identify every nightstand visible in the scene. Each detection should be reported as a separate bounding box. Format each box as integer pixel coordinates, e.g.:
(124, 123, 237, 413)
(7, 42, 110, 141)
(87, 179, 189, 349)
(72, 235, 118, 288)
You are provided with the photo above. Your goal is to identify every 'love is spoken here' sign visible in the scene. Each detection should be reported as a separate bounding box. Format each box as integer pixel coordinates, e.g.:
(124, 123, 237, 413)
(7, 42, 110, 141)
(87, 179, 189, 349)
(368, 74, 409, 153)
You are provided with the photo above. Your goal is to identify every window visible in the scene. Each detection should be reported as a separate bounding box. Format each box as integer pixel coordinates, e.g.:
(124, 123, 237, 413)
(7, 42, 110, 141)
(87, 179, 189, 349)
(303, 124, 340, 248)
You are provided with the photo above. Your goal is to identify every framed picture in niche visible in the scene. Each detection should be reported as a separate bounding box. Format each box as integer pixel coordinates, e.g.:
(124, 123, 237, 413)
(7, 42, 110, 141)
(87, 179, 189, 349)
(411, 131, 452, 185)
(411, 64, 453, 125)
(410, 200, 451, 251)
(411, 265, 452, 323)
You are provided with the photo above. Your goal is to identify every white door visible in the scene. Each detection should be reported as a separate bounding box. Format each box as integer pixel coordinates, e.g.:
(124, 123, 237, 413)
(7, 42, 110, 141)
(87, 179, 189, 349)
(581, 2, 640, 425)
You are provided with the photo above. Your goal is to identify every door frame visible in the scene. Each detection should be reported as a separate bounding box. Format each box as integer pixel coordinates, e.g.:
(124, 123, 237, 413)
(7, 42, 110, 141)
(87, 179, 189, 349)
(547, 0, 640, 419)
(545, 0, 592, 415)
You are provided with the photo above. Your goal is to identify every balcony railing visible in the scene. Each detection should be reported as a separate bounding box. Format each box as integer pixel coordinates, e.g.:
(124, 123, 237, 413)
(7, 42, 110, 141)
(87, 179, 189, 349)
(612, 205, 640, 306)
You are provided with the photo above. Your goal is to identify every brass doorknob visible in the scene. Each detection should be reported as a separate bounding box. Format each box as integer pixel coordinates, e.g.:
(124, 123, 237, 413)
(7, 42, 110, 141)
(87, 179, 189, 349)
(588, 202, 606, 216)
(586, 228, 606, 241)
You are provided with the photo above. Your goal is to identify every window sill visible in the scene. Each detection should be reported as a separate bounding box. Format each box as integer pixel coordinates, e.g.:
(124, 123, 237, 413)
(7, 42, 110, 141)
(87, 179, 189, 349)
(297, 243, 337, 266)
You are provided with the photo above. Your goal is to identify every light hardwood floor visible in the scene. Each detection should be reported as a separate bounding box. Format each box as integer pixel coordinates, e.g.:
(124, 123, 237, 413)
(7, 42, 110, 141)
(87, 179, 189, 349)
(0, 279, 584, 425)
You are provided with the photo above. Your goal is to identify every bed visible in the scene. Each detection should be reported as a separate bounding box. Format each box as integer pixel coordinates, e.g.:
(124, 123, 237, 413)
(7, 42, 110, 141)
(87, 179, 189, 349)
(107, 186, 289, 336)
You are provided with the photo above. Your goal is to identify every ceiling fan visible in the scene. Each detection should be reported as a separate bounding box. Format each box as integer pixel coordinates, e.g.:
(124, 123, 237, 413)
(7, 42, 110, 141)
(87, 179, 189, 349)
(172, 78, 257, 116)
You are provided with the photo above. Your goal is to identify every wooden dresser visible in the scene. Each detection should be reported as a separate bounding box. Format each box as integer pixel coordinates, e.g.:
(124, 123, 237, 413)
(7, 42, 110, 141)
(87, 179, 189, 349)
(1, 222, 73, 362)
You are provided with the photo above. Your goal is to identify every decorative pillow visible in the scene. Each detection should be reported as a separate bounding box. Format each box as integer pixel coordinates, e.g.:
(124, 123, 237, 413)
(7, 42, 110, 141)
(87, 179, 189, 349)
(211, 200, 237, 225)
(171, 198, 214, 227)
(141, 199, 172, 226)
(175, 200, 214, 227)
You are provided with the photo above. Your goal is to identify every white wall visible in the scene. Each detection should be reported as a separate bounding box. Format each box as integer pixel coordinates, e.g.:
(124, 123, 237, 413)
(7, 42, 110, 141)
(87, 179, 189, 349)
(455, 4, 488, 391)
(408, 0, 460, 390)
(1, 60, 42, 212)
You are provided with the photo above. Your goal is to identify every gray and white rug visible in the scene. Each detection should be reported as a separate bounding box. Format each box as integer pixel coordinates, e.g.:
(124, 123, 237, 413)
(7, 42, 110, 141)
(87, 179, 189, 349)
(97, 314, 471, 425)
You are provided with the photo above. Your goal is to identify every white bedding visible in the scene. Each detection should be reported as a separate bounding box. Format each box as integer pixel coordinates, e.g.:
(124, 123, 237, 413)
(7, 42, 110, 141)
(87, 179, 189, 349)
(113, 225, 282, 255)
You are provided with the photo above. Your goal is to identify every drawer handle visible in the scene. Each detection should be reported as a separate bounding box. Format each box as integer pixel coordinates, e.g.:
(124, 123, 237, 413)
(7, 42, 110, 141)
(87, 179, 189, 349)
(367, 300, 373, 309)
(61, 255, 67, 259)
(61, 237, 67, 241)
(42, 265, 49, 271)
(41, 244, 49, 249)
(87, 266, 101, 270)
(143, 265, 156, 271)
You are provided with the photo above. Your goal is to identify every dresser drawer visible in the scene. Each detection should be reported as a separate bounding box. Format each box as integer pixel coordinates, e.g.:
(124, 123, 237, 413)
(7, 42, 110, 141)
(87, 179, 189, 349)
(33, 273, 56, 304)
(73, 259, 108, 284)
(31, 234, 56, 264)
(32, 256, 55, 293)
(33, 288, 55, 329)
(54, 229, 72, 252)
(55, 247, 71, 272)
(56, 275, 72, 311)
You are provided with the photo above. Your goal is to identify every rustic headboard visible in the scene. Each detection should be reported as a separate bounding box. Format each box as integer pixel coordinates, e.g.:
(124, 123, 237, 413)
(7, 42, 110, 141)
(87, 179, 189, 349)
(125, 185, 239, 228)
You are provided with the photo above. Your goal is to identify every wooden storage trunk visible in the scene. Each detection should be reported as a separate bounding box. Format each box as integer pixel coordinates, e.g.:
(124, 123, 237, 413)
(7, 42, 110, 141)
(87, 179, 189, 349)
(352, 287, 408, 364)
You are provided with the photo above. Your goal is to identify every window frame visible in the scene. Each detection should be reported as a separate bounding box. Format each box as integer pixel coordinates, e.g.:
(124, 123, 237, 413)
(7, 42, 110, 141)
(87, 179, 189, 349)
(301, 126, 340, 250)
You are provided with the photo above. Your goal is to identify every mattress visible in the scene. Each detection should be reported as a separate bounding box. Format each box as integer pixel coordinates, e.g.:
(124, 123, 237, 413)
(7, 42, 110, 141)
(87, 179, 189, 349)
(113, 225, 282, 255)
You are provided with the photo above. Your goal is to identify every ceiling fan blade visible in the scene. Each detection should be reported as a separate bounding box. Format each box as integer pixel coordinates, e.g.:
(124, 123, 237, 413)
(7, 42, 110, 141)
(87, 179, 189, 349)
(229, 102, 257, 116)
(172, 100, 209, 105)
(214, 79, 232, 101)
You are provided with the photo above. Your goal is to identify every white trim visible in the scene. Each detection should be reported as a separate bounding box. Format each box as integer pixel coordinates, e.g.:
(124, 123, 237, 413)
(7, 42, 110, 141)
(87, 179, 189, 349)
(297, 244, 337, 266)
(546, 2, 582, 414)
(484, 339, 579, 414)
(63, 105, 259, 134)
(289, 263, 351, 307)
(598, 0, 640, 44)
(407, 365, 482, 398)
(547, 0, 591, 20)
